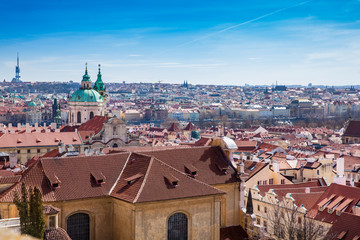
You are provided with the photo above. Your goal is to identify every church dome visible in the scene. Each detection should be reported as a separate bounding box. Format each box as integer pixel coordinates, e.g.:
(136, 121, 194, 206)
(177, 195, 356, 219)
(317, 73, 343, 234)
(69, 89, 103, 102)
(27, 101, 37, 107)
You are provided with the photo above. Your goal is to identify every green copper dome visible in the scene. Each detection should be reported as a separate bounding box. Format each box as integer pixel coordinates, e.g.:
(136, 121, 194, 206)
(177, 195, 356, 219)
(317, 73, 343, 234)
(69, 89, 104, 102)
(27, 101, 37, 107)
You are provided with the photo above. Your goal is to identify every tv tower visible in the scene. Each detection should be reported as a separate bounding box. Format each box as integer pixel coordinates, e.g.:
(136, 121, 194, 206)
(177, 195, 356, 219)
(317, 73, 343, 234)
(12, 53, 22, 83)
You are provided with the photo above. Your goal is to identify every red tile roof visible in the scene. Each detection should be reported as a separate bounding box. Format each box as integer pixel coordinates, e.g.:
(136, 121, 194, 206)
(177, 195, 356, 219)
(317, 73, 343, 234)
(0, 148, 227, 203)
(0, 132, 82, 148)
(307, 183, 360, 224)
(167, 122, 180, 132)
(183, 122, 196, 131)
(220, 226, 248, 240)
(78, 116, 110, 135)
(325, 212, 360, 240)
(343, 121, 360, 137)
(142, 146, 238, 185)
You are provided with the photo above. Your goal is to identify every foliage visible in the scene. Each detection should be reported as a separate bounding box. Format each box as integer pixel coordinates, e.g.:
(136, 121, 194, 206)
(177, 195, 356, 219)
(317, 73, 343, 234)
(14, 182, 45, 238)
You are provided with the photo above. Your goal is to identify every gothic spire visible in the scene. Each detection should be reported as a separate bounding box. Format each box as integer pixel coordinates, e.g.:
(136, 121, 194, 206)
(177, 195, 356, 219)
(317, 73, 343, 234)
(246, 190, 254, 214)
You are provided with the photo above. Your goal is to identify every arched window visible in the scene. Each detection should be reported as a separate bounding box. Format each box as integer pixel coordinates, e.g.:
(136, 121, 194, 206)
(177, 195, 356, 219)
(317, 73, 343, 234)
(89, 112, 94, 119)
(77, 112, 81, 124)
(168, 212, 188, 240)
(67, 213, 90, 240)
(113, 143, 118, 148)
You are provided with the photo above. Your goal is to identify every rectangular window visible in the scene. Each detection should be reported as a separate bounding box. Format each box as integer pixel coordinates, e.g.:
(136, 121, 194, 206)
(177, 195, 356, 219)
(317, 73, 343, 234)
(263, 180, 267, 185)
(258, 205, 260, 212)
(49, 216, 56, 228)
(257, 181, 262, 185)
(37, 149, 40, 153)
(27, 149, 31, 153)
(264, 207, 267, 213)
(256, 217, 260, 225)
(263, 220, 267, 232)
(269, 178, 274, 184)
(281, 179, 285, 184)
(317, 170, 320, 175)
(17, 150, 20, 154)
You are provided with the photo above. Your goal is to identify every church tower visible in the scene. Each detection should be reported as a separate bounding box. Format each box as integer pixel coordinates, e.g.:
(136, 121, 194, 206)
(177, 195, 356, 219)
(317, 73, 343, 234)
(93, 64, 107, 114)
(68, 63, 105, 126)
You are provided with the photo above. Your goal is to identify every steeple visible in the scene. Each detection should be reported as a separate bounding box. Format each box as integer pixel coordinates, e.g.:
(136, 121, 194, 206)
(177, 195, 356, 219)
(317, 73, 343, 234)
(246, 190, 254, 214)
(81, 63, 92, 89)
(55, 107, 62, 128)
(94, 64, 105, 92)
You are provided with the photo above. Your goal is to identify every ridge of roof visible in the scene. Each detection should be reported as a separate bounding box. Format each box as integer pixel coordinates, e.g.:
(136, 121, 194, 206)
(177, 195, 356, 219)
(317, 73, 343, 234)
(108, 152, 132, 195)
(133, 156, 154, 203)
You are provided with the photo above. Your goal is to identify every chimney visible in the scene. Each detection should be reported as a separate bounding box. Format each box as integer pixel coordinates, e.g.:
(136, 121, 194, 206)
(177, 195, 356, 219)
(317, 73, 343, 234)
(337, 158, 344, 177)
(350, 179, 355, 187)
(334, 158, 346, 185)
(17, 123, 21, 131)
(9, 152, 17, 168)
(352, 203, 360, 216)
(273, 160, 279, 173)
(305, 187, 310, 193)
(237, 161, 244, 175)
(25, 123, 31, 133)
(58, 142, 66, 154)
(35, 123, 40, 133)
(8, 123, 15, 134)
(50, 122, 56, 130)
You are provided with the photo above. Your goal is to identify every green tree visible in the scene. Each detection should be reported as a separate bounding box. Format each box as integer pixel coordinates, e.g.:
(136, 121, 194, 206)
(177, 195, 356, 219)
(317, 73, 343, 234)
(14, 183, 45, 238)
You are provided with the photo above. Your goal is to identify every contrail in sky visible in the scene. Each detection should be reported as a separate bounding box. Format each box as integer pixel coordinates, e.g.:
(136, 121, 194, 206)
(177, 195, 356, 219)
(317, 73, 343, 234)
(174, 0, 314, 49)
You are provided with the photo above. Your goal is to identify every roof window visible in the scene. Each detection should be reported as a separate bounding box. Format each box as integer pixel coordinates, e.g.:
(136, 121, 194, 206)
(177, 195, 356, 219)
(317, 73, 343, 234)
(125, 173, 143, 185)
(90, 170, 106, 185)
(164, 174, 179, 188)
(216, 164, 228, 174)
(184, 164, 198, 177)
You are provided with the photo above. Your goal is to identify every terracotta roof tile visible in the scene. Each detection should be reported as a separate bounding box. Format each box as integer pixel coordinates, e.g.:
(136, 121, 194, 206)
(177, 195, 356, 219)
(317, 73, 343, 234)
(325, 212, 360, 240)
(307, 183, 360, 224)
(0, 132, 82, 148)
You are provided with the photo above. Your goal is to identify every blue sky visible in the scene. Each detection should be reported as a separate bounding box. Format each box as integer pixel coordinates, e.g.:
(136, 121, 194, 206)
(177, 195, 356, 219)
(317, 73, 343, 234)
(1, 0, 360, 85)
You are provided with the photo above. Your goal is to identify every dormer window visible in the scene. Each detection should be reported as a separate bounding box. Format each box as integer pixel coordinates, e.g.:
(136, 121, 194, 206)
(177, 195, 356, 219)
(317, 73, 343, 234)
(164, 174, 179, 188)
(90, 170, 106, 185)
(125, 173, 143, 185)
(216, 164, 228, 174)
(185, 164, 198, 177)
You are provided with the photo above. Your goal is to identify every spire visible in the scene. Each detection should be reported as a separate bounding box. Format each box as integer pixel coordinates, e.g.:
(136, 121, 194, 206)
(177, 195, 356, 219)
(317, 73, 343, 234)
(246, 190, 254, 214)
(81, 62, 91, 83)
(94, 63, 105, 91)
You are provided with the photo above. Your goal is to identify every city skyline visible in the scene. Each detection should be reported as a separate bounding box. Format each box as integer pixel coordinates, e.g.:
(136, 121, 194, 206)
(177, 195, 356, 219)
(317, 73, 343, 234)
(1, 0, 360, 85)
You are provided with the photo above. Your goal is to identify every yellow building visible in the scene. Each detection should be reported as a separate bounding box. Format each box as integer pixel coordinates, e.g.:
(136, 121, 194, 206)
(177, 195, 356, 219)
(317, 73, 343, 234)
(0, 127, 83, 164)
(0, 146, 248, 240)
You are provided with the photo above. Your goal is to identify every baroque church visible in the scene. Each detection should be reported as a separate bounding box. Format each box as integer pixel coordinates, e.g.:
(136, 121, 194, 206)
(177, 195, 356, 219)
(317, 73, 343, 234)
(68, 64, 107, 126)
